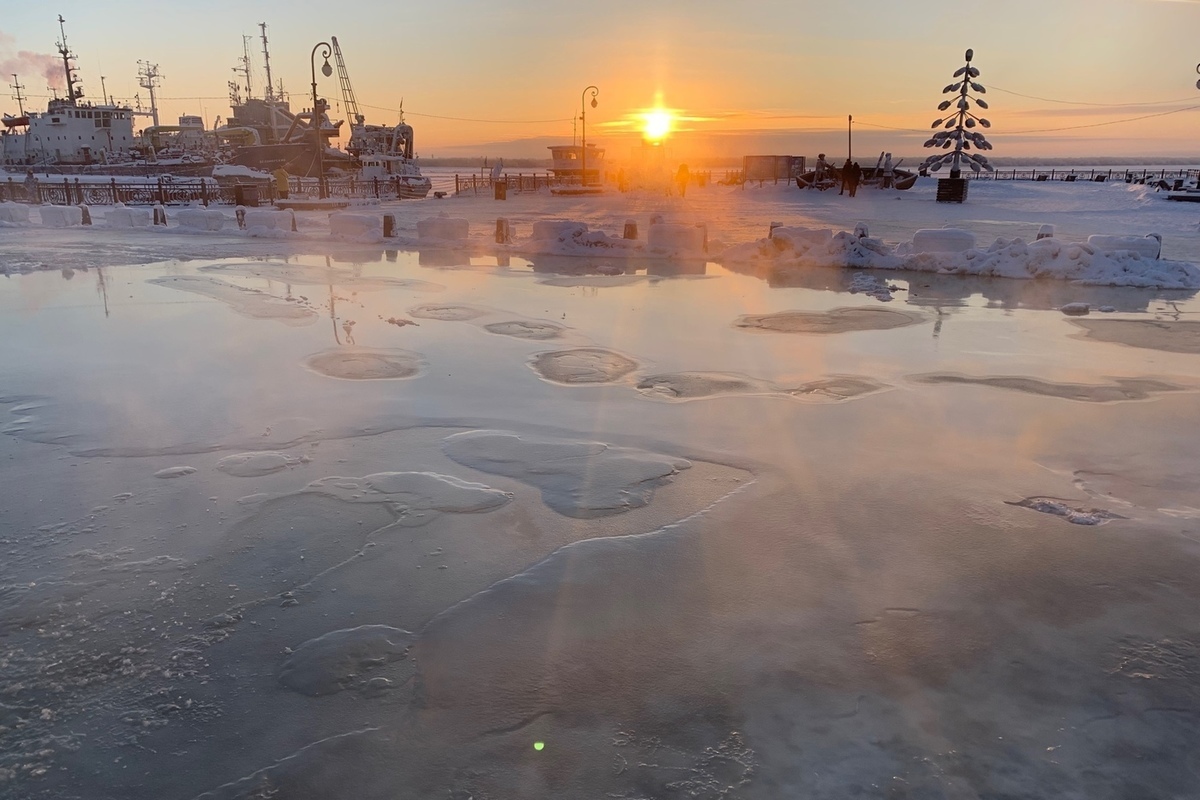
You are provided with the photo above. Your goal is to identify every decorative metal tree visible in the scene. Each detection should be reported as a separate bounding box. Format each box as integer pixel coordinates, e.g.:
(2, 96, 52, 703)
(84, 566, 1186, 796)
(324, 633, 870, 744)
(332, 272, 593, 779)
(922, 49, 994, 180)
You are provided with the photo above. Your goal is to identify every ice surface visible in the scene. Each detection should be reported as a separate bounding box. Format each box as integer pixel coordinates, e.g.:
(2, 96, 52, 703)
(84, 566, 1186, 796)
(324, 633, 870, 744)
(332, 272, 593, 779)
(303, 471, 512, 522)
(912, 373, 1184, 403)
(442, 431, 690, 518)
(736, 306, 925, 334)
(530, 348, 639, 384)
(216, 452, 301, 477)
(279, 625, 414, 696)
(148, 276, 318, 324)
(1071, 319, 1200, 354)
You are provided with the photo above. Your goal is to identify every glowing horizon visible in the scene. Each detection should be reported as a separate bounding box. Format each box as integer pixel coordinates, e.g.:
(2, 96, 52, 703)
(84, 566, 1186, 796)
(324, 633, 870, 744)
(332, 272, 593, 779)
(2, 0, 1199, 160)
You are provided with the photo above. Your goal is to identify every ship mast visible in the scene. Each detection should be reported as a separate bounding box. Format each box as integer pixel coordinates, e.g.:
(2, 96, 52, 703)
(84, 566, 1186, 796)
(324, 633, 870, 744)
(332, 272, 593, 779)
(10, 74, 26, 116)
(237, 36, 254, 100)
(137, 61, 162, 126)
(56, 15, 82, 105)
(259, 23, 274, 102)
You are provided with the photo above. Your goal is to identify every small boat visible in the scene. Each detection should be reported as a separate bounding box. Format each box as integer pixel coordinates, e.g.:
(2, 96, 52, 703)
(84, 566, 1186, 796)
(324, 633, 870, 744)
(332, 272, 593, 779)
(796, 153, 917, 191)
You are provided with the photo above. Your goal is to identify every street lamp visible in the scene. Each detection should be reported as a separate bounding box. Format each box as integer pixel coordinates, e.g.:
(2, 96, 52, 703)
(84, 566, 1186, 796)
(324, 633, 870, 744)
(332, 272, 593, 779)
(580, 85, 598, 187)
(310, 41, 333, 199)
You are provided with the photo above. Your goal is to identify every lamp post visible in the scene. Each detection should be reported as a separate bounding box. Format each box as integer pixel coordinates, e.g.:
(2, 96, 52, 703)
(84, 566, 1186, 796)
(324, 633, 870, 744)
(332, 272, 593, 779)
(580, 85, 598, 187)
(847, 114, 853, 163)
(310, 41, 333, 199)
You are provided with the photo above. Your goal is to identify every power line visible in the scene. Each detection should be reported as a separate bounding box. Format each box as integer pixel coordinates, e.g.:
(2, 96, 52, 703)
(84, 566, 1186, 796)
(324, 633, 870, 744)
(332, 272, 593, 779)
(357, 101, 571, 124)
(989, 84, 1198, 108)
(1005, 104, 1200, 133)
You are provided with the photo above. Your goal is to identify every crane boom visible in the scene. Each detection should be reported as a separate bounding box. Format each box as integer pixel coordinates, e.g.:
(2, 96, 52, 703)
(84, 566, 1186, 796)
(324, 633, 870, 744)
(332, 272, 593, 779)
(329, 37, 364, 126)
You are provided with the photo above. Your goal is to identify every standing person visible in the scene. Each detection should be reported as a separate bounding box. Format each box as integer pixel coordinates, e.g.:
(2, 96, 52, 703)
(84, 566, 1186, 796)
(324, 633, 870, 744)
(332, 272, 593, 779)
(839, 158, 853, 195)
(848, 162, 862, 197)
(273, 167, 290, 200)
(881, 153, 894, 190)
(23, 169, 38, 204)
(675, 164, 690, 198)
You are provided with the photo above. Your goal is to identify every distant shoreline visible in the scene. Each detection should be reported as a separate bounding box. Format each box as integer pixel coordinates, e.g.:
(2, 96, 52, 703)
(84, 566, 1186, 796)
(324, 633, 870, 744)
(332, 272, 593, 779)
(419, 156, 1200, 169)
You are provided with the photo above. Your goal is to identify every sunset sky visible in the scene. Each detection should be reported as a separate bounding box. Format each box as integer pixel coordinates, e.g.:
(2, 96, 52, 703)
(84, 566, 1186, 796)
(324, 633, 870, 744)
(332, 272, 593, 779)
(3, 0, 1199, 160)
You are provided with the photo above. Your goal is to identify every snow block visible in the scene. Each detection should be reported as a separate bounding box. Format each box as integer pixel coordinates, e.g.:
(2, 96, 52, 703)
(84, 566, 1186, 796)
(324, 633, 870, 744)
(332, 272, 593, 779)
(417, 216, 470, 241)
(330, 213, 382, 238)
(40, 205, 84, 228)
(912, 228, 977, 254)
(771, 227, 833, 249)
(1086, 234, 1161, 260)
(177, 208, 226, 231)
(243, 209, 293, 231)
(531, 220, 588, 242)
(647, 222, 708, 256)
(106, 205, 152, 228)
(0, 202, 30, 224)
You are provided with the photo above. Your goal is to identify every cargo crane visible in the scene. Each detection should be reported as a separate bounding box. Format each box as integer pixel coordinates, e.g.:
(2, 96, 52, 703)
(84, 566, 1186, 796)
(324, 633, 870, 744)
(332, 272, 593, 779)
(329, 37, 364, 127)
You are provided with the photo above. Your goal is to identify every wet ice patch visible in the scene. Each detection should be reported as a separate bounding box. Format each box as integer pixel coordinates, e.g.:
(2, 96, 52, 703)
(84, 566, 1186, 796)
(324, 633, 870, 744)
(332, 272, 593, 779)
(303, 347, 424, 380)
(303, 471, 512, 525)
(736, 307, 923, 334)
(147, 276, 318, 325)
(279, 625, 414, 696)
(912, 373, 1185, 403)
(442, 431, 690, 518)
(199, 261, 444, 293)
(787, 376, 889, 401)
(635, 372, 888, 402)
(155, 466, 197, 479)
(216, 452, 302, 477)
(408, 303, 489, 321)
(1070, 319, 1200, 355)
(531, 348, 639, 384)
(1007, 496, 1126, 526)
(483, 320, 565, 340)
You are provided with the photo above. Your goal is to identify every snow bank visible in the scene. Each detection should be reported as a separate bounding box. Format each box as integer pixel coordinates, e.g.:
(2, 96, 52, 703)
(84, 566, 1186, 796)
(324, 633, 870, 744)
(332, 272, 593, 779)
(176, 208, 226, 231)
(40, 205, 84, 228)
(212, 164, 271, 181)
(719, 225, 1200, 289)
(647, 222, 708, 256)
(0, 202, 30, 225)
(106, 205, 152, 228)
(417, 216, 469, 242)
(532, 220, 589, 242)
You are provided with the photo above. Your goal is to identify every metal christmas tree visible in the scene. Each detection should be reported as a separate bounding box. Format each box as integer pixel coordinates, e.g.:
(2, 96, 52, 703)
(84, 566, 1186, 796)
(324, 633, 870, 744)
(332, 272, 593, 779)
(922, 49, 994, 179)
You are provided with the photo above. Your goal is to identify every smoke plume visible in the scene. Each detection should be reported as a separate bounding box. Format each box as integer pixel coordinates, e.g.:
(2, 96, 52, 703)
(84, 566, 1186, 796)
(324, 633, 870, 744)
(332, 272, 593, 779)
(0, 31, 66, 92)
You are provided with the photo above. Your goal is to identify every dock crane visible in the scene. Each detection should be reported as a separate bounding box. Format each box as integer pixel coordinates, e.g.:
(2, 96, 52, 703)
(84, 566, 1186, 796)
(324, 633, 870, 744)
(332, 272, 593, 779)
(329, 37, 364, 126)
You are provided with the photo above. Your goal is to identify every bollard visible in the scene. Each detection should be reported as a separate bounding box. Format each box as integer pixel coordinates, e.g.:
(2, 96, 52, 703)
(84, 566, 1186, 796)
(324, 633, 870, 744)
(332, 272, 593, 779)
(495, 218, 511, 244)
(696, 223, 708, 253)
(768, 221, 783, 238)
(623, 220, 638, 240)
(79, 205, 92, 226)
(854, 223, 869, 239)
(383, 214, 396, 238)
(153, 205, 168, 226)
(235, 207, 246, 230)
(1036, 224, 1055, 241)
(290, 210, 298, 232)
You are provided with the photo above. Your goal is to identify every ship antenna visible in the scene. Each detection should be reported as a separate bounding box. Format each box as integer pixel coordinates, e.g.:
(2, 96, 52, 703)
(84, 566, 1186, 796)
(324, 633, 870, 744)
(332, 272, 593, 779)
(56, 15, 82, 105)
(259, 23, 275, 102)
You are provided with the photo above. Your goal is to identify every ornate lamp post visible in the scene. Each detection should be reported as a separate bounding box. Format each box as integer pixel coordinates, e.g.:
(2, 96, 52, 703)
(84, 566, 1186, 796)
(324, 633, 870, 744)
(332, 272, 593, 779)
(580, 85, 598, 187)
(310, 42, 333, 199)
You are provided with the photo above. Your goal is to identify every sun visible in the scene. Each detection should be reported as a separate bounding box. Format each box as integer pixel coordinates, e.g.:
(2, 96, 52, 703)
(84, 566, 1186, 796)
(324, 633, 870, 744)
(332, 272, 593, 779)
(643, 108, 673, 142)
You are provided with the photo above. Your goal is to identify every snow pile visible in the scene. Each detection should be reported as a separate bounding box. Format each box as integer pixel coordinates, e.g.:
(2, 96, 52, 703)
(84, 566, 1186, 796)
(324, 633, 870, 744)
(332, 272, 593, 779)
(39, 205, 84, 228)
(212, 164, 271, 181)
(0, 202, 30, 225)
(176, 208, 226, 232)
(330, 213, 383, 241)
(417, 216, 469, 242)
(720, 226, 902, 271)
(522, 218, 636, 255)
(719, 225, 1200, 289)
(1086, 234, 1160, 261)
(106, 205, 152, 229)
(848, 273, 898, 302)
(243, 209, 295, 233)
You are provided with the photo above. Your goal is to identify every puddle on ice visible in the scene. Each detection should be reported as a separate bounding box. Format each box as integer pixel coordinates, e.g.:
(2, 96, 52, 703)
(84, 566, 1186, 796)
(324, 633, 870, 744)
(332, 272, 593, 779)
(735, 306, 925, 334)
(912, 373, 1186, 403)
(408, 303, 490, 321)
(198, 261, 445, 293)
(303, 347, 425, 380)
(530, 347, 639, 384)
(279, 625, 414, 697)
(483, 320, 565, 340)
(636, 371, 889, 402)
(442, 430, 690, 518)
(302, 471, 512, 525)
(147, 276, 318, 325)
(1007, 496, 1127, 525)
(1070, 319, 1200, 355)
(155, 465, 198, 479)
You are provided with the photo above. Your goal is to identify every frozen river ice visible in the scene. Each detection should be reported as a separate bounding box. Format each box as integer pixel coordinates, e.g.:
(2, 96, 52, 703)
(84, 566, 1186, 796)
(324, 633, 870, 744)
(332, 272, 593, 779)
(2, 182, 1200, 798)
